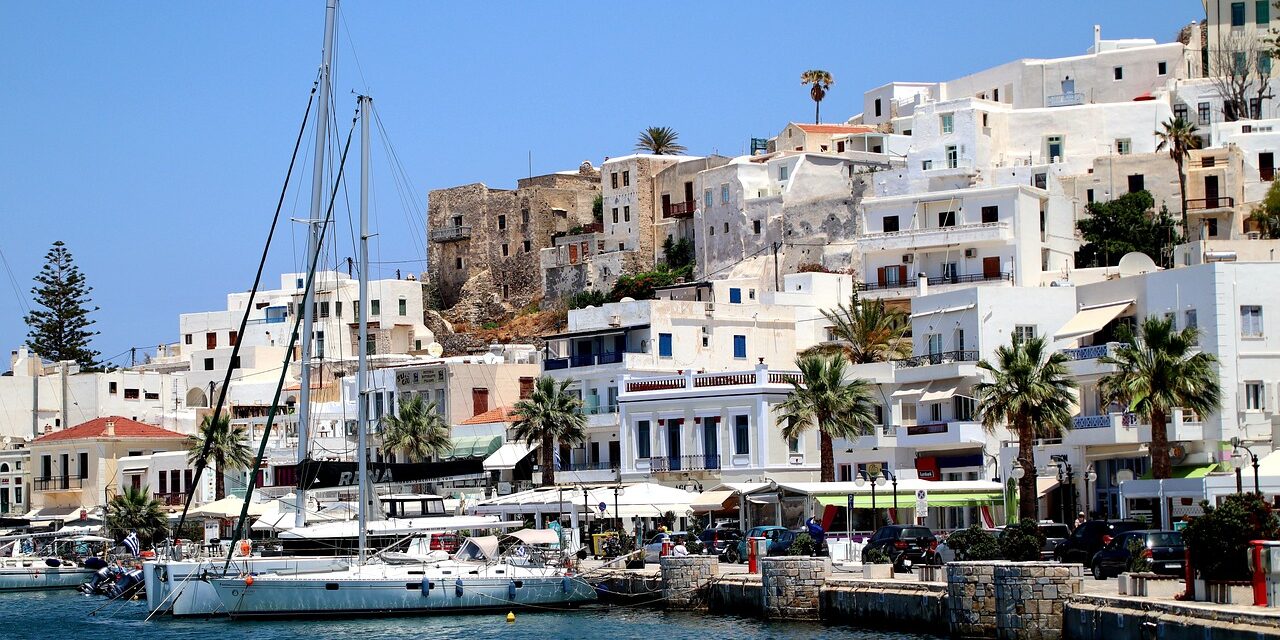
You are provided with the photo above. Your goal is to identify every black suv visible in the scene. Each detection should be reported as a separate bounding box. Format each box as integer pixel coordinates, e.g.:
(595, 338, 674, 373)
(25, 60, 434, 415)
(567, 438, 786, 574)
(1053, 520, 1145, 564)
(863, 525, 937, 563)
(698, 525, 743, 556)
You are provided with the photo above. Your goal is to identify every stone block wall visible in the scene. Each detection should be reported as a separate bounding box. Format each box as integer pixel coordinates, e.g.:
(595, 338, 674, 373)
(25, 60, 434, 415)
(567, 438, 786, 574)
(947, 562, 999, 638)
(993, 563, 1082, 640)
(760, 556, 830, 620)
(660, 555, 718, 610)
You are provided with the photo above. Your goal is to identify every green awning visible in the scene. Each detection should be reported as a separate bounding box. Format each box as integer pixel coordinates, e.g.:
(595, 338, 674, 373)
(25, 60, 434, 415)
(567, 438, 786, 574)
(1139, 463, 1218, 480)
(815, 490, 1002, 509)
(440, 435, 503, 460)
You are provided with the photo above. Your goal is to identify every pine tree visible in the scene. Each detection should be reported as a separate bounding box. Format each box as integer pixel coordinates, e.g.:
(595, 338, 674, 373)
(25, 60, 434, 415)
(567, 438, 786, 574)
(24, 241, 101, 370)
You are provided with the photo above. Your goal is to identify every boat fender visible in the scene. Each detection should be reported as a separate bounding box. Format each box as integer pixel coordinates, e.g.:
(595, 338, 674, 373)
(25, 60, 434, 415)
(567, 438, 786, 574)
(506, 612, 515, 623)
(421, 577, 432, 596)
(455, 577, 463, 597)
(244, 575, 254, 587)
(561, 577, 569, 593)
(44, 558, 61, 568)
(508, 581, 516, 599)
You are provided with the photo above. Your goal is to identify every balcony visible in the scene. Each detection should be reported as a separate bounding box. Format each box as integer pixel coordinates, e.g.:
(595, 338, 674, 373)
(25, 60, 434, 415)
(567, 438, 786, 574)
(545, 351, 634, 370)
(860, 271, 1011, 293)
(1064, 412, 1141, 446)
(1186, 197, 1236, 211)
(648, 454, 721, 473)
(623, 368, 802, 393)
(429, 225, 472, 243)
(662, 200, 697, 219)
(1062, 343, 1121, 377)
(154, 492, 186, 507)
(561, 460, 619, 473)
(857, 221, 1012, 252)
(1047, 92, 1085, 107)
(894, 350, 979, 368)
(34, 476, 83, 491)
(1061, 343, 1120, 361)
(895, 420, 986, 450)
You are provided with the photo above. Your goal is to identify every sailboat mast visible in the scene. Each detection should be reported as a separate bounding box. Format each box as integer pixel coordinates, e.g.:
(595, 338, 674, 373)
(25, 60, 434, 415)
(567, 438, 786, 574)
(296, 0, 338, 529)
(355, 94, 372, 564)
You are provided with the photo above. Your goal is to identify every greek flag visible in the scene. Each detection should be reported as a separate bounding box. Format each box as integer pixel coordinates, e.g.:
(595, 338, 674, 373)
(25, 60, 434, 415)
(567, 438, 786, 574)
(123, 532, 140, 557)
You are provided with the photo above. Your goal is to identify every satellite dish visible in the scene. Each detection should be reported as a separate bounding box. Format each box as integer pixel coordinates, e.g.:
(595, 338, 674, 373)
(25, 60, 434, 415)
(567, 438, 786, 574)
(23, 435, 33, 443)
(619, 297, 635, 302)
(427, 342, 444, 358)
(1117, 252, 1158, 278)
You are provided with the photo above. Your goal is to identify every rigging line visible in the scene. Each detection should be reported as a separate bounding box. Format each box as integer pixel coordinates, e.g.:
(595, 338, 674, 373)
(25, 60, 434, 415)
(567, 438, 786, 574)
(0, 244, 30, 315)
(338, 6, 371, 94)
(176, 82, 318, 536)
(371, 106, 429, 254)
(224, 107, 361, 574)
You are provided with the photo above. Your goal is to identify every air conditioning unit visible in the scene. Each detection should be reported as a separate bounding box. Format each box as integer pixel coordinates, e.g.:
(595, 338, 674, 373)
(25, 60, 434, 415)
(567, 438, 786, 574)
(608, 314, 621, 327)
(965, 248, 977, 258)
(789, 455, 805, 465)
(902, 254, 914, 264)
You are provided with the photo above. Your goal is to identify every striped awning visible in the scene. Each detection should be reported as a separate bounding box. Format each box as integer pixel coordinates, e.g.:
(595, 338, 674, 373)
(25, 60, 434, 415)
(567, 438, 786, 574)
(439, 435, 503, 461)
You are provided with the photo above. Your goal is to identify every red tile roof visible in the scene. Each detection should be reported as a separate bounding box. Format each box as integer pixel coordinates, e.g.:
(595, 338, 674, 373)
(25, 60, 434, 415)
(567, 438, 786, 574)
(34, 416, 187, 443)
(793, 123, 876, 134)
(459, 406, 519, 425)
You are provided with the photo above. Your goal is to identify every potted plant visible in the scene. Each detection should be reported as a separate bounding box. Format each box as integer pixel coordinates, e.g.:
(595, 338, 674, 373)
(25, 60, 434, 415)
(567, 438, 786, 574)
(862, 547, 894, 579)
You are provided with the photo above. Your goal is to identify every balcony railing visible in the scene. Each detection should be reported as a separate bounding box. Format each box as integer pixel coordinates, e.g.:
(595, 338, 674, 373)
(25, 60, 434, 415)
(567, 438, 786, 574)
(905, 422, 951, 436)
(561, 461, 619, 472)
(649, 454, 721, 473)
(662, 200, 697, 219)
(429, 225, 472, 242)
(1047, 92, 1085, 107)
(34, 477, 83, 491)
(893, 350, 979, 368)
(859, 271, 1011, 292)
(1061, 342, 1119, 361)
(581, 404, 617, 416)
(1072, 412, 1138, 429)
(626, 375, 686, 392)
(545, 351, 633, 370)
(154, 492, 186, 506)
(624, 369, 803, 393)
(1186, 197, 1235, 211)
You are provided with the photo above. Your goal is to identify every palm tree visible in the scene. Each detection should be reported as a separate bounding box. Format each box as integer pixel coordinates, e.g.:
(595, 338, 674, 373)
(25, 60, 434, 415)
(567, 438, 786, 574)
(511, 376, 588, 486)
(777, 354, 877, 482)
(1155, 117, 1201, 234)
(805, 293, 910, 364)
(186, 414, 253, 500)
(1101, 316, 1221, 479)
(106, 485, 169, 547)
(635, 126, 687, 155)
(974, 336, 1077, 521)
(380, 393, 452, 463)
(800, 70, 834, 124)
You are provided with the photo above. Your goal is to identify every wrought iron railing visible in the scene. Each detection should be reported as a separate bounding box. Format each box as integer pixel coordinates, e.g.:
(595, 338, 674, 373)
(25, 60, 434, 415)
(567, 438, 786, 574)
(1186, 197, 1235, 210)
(662, 201, 697, 218)
(858, 272, 1011, 292)
(562, 461, 619, 472)
(893, 350, 979, 368)
(34, 477, 83, 491)
(429, 225, 472, 242)
(1061, 343, 1118, 361)
(154, 492, 186, 506)
(649, 454, 721, 472)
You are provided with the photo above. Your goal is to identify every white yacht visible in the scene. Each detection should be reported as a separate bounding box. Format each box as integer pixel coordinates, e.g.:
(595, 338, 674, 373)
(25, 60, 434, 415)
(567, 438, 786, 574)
(209, 534, 597, 618)
(0, 534, 104, 591)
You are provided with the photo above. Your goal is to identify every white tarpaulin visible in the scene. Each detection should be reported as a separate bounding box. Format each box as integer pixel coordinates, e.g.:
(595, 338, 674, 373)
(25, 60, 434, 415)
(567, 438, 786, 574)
(1054, 300, 1133, 340)
(506, 528, 560, 545)
(456, 535, 500, 561)
(188, 496, 268, 519)
(689, 490, 737, 512)
(483, 442, 538, 471)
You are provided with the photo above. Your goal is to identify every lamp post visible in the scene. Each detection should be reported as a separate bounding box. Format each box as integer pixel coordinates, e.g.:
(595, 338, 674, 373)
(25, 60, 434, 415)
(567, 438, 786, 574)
(983, 449, 1004, 524)
(1084, 466, 1097, 519)
(1231, 437, 1261, 495)
(1052, 455, 1074, 524)
(854, 471, 888, 531)
(1010, 465, 1026, 525)
(885, 469, 898, 522)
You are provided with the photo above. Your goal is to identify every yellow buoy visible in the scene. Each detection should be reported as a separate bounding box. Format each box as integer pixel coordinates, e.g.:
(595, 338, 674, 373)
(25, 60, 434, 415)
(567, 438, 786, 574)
(506, 611, 516, 623)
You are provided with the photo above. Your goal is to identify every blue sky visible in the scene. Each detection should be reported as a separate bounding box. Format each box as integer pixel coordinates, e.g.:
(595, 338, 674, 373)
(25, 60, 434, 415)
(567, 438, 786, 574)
(0, 1, 1197, 368)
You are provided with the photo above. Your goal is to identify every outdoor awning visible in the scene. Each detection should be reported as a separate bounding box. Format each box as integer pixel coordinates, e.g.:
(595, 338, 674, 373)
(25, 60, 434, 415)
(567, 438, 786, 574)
(1054, 300, 1133, 341)
(482, 442, 538, 471)
(891, 383, 929, 398)
(690, 490, 737, 512)
(1140, 463, 1218, 480)
(440, 435, 503, 461)
(920, 382, 958, 403)
(910, 303, 976, 319)
(456, 535, 500, 561)
(1036, 477, 1060, 498)
(815, 490, 1002, 509)
(188, 496, 269, 519)
(506, 528, 560, 545)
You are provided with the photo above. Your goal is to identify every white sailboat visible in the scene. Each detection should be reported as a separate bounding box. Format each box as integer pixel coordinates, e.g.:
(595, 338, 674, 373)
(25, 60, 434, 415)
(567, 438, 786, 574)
(208, 95, 597, 618)
(0, 534, 102, 591)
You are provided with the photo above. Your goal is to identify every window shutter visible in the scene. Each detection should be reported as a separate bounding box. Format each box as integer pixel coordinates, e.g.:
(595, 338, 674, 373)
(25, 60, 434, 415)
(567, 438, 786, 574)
(898, 265, 908, 282)
(877, 267, 886, 285)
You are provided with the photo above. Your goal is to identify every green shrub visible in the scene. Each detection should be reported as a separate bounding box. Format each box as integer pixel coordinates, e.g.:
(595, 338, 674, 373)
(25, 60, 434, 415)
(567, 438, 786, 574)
(566, 289, 607, 310)
(946, 524, 1002, 561)
(662, 236, 694, 269)
(1000, 518, 1046, 561)
(1183, 492, 1280, 581)
(788, 532, 816, 556)
(608, 265, 692, 301)
(686, 516, 706, 555)
(863, 547, 892, 564)
(1126, 536, 1152, 574)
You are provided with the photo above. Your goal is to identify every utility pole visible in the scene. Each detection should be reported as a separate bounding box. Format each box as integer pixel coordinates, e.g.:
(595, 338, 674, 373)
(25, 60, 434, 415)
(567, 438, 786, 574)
(772, 242, 781, 292)
(296, 0, 338, 529)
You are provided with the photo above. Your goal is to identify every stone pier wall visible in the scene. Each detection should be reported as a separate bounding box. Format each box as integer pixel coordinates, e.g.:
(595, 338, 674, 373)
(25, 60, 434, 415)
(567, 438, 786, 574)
(660, 556, 718, 610)
(823, 579, 947, 634)
(948, 562, 999, 638)
(760, 557, 830, 620)
(993, 563, 1082, 640)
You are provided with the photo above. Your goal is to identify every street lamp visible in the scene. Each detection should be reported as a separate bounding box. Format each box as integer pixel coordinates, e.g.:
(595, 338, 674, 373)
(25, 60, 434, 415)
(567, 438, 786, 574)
(854, 470, 888, 531)
(1051, 455, 1074, 524)
(983, 450, 1005, 523)
(1231, 437, 1261, 495)
(1084, 466, 1097, 519)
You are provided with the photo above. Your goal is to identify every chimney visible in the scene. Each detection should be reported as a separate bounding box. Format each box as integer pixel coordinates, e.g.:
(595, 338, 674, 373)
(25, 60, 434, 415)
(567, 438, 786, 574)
(104, 419, 116, 437)
(1093, 25, 1101, 53)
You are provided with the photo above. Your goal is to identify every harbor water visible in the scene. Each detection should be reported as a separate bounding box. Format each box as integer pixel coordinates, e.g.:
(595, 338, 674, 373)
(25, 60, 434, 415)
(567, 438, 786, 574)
(1, 590, 940, 639)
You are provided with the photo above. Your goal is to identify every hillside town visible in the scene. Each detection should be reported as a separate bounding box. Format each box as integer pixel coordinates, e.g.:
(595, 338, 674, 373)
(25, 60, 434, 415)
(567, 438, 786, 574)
(6, 2, 1280, 636)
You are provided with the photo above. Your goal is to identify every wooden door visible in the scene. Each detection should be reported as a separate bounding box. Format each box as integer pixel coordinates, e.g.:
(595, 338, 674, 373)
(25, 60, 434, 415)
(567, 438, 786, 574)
(1204, 175, 1220, 208)
(982, 257, 1001, 279)
(471, 387, 490, 417)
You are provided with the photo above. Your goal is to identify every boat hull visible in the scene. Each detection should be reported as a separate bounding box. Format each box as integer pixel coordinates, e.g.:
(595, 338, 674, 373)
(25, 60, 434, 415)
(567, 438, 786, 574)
(211, 566, 597, 618)
(0, 565, 95, 591)
(144, 556, 352, 617)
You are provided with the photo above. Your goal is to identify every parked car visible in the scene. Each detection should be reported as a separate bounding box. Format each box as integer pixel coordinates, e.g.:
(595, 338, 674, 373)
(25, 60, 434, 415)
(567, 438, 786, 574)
(1088, 530, 1185, 579)
(862, 525, 938, 565)
(727, 526, 797, 563)
(698, 525, 743, 557)
(1053, 520, 1145, 565)
(642, 531, 688, 563)
(996, 522, 1071, 560)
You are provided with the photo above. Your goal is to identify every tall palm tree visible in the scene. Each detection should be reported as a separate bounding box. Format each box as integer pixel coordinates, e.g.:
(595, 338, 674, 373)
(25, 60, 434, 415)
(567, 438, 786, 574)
(805, 293, 910, 364)
(511, 376, 588, 486)
(380, 393, 452, 463)
(106, 485, 169, 548)
(1155, 117, 1201, 234)
(635, 126, 687, 155)
(801, 70, 834, 124)
(1101, 316, 1221, 480)
(186, 414, 253, 500)
(777, 354, 877, 482)
(974, 336, 1077, 521)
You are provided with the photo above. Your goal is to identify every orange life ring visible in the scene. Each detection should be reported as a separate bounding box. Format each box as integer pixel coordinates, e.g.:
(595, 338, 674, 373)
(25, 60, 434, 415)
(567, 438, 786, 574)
(237, 540, 251, 556)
